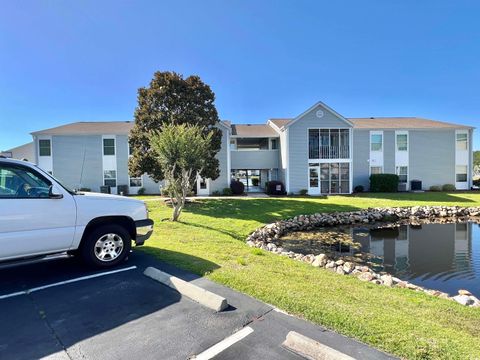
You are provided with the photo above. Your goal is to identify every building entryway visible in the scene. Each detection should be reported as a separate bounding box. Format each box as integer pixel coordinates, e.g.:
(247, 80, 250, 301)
(308, 162, 351, 195)
(231, 169, 264, 192)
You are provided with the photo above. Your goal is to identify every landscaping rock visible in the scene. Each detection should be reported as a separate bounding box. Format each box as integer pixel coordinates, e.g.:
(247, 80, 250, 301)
(358, 272, 374, 282)
(336, 267, 345, 275)
(458, 289, 472, 296)
(311, 254, 327, 267)
(453, 295, 474, 306)
(380, 274, 393, 287)
(325, 260, 336, 269)
(343, 262, 354, 274)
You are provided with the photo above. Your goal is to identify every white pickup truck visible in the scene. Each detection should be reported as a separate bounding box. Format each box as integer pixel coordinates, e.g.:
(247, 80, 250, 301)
(0, 157, 154, 267)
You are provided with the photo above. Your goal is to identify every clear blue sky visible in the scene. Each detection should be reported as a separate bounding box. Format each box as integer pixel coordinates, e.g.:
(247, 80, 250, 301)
(1, 0, 479, 150)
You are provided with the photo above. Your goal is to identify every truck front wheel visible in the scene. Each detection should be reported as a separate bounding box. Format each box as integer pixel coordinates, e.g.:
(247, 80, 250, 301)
(80, 224, 131, 267)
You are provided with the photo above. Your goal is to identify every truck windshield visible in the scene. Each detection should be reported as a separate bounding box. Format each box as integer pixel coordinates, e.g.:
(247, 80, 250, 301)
(34, 165, 77, 195)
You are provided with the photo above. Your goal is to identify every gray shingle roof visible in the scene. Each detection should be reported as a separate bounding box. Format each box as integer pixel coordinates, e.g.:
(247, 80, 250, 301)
(230, 124, 279, 137)
(348, 117, 472, 129)
(31, 121, 134, 135)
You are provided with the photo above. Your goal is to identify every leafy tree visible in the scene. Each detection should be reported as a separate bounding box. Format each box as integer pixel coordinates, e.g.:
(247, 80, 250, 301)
(128, 71, 222, 182)
(150, 124, 213, 221)
(474, 151, 480, 167)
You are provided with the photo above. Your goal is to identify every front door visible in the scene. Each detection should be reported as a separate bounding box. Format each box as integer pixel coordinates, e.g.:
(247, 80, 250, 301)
(308, 165, 320, 195)
(0, 163, 77, 260)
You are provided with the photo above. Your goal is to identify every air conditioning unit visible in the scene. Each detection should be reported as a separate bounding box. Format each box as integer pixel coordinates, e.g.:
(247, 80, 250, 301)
(398, 183, 407, 192)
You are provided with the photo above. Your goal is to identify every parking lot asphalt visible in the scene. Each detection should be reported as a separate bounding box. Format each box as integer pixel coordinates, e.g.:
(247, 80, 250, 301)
(0, 251, 396, 360)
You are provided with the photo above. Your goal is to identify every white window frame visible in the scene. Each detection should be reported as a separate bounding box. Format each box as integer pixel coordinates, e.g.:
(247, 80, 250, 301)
(370, 131, 383, 152)
(103, 169, 117, 187)
(456, 131, 468, 151)
(129, 175, 143, 188)
(455, 165, 468, 183)
(395, 132, 408, 152)
(370, 166, 383, 175)
(396, 165, 408, 183)
(103, 137, 116, 156)
(38, 139, 52, 157)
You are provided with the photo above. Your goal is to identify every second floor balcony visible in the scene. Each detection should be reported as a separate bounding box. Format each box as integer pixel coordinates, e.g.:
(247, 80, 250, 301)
(308, 128, 350, 160)
(230, 137, 279, 169)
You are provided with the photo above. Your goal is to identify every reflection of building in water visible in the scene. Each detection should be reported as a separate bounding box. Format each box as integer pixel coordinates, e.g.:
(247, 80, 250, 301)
(351, 223, 473, 279)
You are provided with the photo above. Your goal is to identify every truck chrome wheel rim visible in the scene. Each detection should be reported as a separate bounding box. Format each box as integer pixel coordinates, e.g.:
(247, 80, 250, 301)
(94, 233, 124, 262)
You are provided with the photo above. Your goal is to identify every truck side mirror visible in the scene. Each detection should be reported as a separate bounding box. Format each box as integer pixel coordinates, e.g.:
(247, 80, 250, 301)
(49, 185, 64, 199)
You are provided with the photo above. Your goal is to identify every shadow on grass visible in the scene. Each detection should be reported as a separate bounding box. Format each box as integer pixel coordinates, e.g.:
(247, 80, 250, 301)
(179, 220, 245, 241)
(140, 247, 220, 276)
(353, 192, 475, 203)
(183, 198, 361, 223)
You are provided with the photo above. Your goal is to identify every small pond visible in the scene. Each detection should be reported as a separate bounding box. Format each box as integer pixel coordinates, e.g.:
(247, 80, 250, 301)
(276, 221, 480, 297)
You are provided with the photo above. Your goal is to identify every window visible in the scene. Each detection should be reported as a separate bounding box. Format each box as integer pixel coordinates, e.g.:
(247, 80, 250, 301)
(396, 166, 408, 183)
(199, 178, 207, 189)
(309, 167, 319, 188)
(456, 165, 468, 182)
(310, 163, 350, 194)
(103, 138, 115, 156)
(39, 139, 51, 156)
(308, 129, 319, 159)
(270, 138, 278, 150)
(104, 170, 117, 187)
(396, 134, 408, 151)
(0, 164, 51, 198)
(370, 133, 383, 152)
(129, 176, 142, 187)
(370, 166, 383, 175)
(456, 133, 468, 151)
(309, 129, 350, 159)
(230, 139, 236, 150)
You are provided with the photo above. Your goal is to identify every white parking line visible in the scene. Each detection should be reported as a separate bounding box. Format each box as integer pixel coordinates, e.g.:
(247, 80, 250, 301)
(193, 326, 254, 360)
(0, 266, 137, 300)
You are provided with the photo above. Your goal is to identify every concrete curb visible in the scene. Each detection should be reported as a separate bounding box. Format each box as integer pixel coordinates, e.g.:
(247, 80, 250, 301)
(282, 331, 356, 360)
(143, 267, 228, 312)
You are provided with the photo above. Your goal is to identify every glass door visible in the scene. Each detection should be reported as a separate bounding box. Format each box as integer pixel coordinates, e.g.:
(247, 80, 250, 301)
(308, 165, 320, 195)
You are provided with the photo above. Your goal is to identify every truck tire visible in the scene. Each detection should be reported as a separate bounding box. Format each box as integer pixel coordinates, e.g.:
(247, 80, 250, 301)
(80, 224, 131, 268)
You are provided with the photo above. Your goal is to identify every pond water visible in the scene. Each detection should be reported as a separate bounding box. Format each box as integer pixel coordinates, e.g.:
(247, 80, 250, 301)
(277, 221, 480, 297)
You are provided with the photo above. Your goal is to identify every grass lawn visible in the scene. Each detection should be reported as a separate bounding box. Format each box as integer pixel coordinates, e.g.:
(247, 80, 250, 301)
(139, 192, 480, 359)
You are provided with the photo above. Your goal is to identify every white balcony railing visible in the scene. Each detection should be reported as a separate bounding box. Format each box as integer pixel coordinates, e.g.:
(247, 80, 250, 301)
(319, 145, 349, 159)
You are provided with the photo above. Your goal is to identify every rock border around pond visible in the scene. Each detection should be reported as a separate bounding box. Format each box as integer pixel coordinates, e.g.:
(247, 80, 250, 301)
(246, 206, 480, 308)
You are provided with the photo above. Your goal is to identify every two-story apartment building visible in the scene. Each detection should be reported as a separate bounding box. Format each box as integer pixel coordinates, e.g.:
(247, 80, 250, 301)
(5, 101, 474, 195)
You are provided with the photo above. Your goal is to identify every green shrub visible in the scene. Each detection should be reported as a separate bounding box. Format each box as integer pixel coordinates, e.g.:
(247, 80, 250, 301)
(442, 184, 456, 191)
(354, 185, 364, 193)
(369, 174, 399, 192)
(222, 187, 233, 196)
(429, 185, 441, 192)
(473, 179, 480, 187)
(298, 189, 308, 196)
(230, 180, 245, 195)
(265, 181, 286, 195)
(137, 187, 146, 195)
(211, 190, 221, 196)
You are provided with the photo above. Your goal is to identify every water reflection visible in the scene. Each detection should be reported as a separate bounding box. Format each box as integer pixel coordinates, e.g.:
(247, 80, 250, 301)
(279, 222, 480, 296)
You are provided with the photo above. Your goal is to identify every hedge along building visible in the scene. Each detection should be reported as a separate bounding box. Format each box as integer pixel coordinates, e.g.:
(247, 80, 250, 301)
(8, 101, 474, 195)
